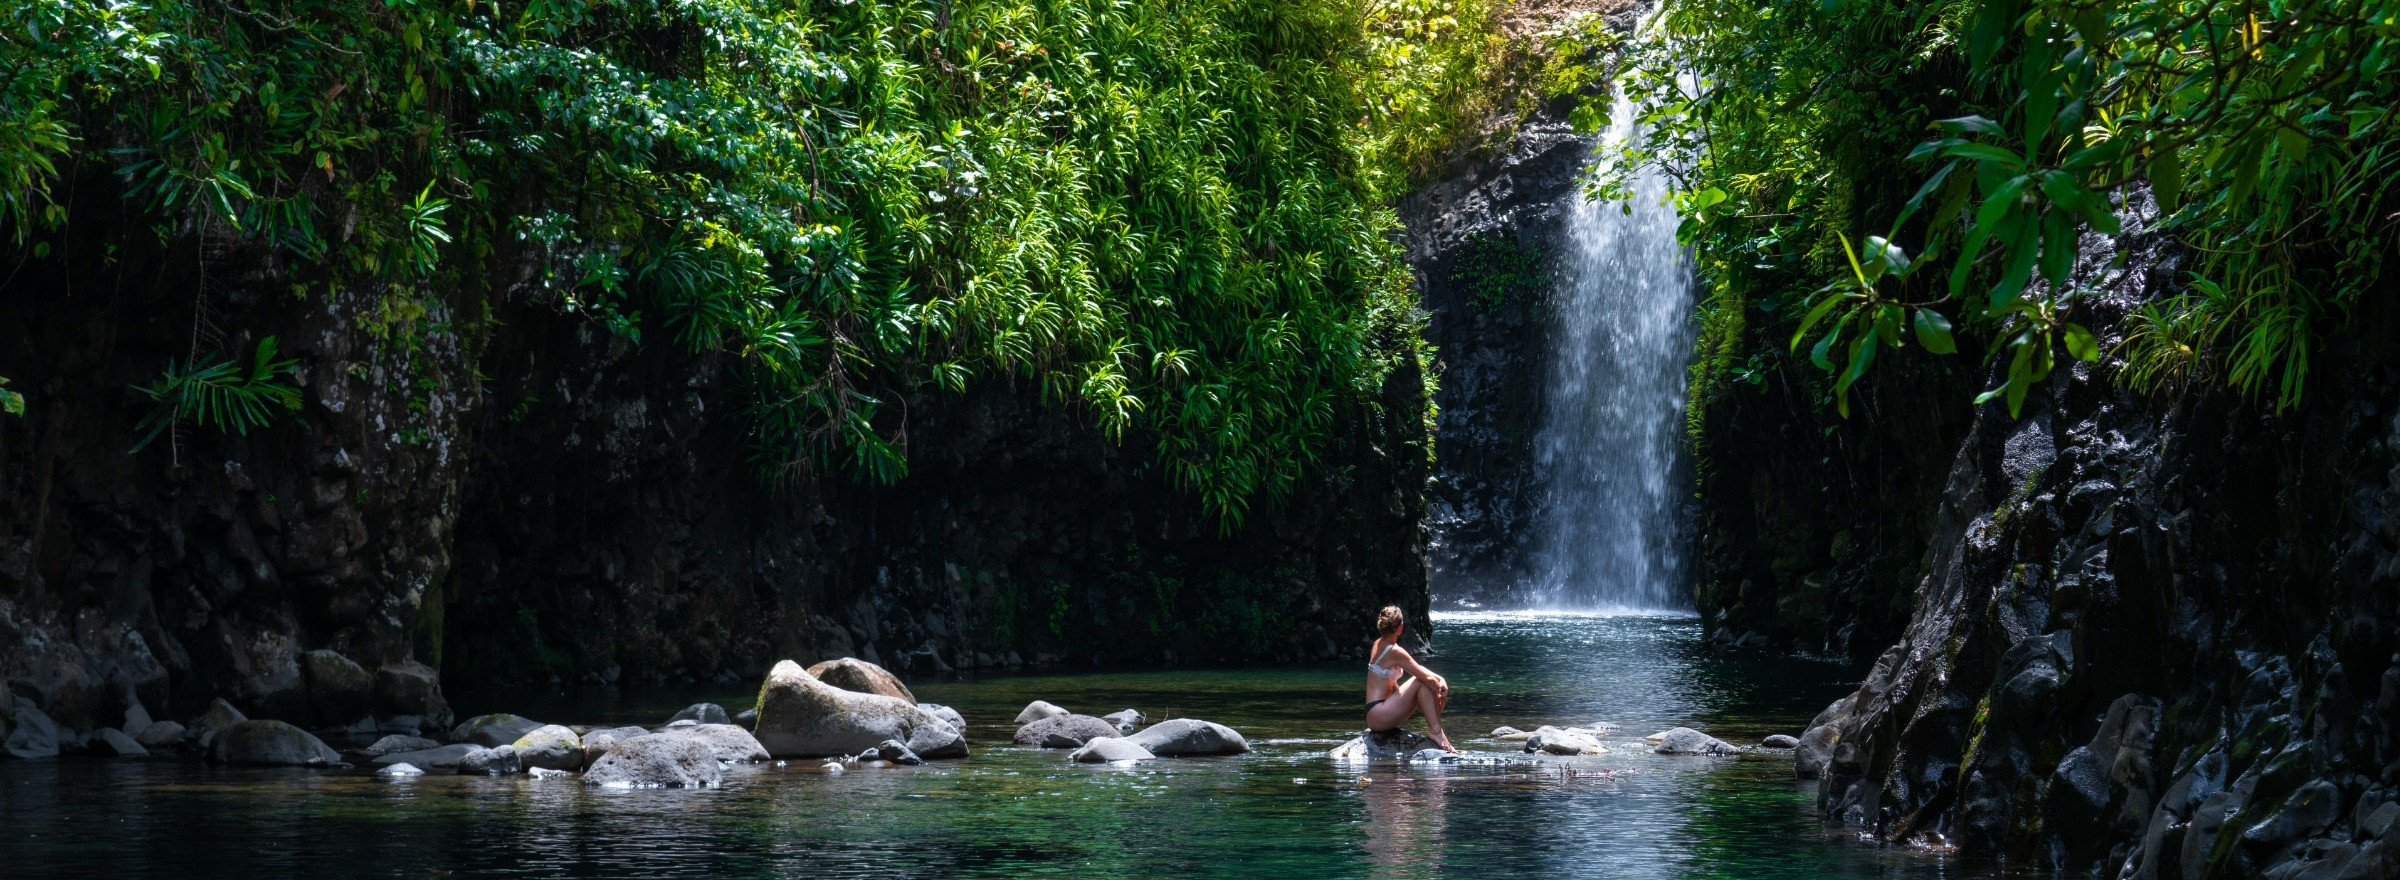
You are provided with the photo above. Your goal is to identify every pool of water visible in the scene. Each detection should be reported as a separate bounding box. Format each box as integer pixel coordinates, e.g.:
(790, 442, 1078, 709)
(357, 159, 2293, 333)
(0, 613, 2006, 878)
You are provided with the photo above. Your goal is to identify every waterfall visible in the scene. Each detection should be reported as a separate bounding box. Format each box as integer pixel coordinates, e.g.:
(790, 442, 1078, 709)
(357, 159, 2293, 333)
(1525, 88, 1696, 612)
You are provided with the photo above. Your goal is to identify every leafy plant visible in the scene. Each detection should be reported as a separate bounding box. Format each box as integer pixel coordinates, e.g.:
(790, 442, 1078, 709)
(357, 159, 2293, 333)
(131, 337, 303, 453)
(1447, 231, 1546, 313)
(0, 376, 21, 416)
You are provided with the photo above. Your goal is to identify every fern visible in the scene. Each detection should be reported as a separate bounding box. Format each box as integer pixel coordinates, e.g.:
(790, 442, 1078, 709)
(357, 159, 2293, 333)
(131, 337, 303, 453)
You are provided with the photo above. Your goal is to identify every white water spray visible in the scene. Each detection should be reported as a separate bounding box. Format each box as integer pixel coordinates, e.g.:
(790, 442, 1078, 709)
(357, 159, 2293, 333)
(1525, 87, 1696, 612)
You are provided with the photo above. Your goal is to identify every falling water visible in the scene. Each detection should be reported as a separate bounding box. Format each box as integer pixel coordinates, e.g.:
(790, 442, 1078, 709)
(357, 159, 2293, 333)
(1526, 88, 1696, 612)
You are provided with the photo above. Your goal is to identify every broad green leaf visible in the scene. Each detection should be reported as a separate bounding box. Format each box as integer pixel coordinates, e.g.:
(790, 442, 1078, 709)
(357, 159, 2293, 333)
(1790, 294, 1846, 351)
(2062, 322, 2100, 361)
(1913, 308, 1957, 355)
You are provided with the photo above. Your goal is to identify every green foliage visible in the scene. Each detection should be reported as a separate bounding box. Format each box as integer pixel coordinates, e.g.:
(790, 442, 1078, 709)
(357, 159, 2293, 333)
(1447, 231, 1546, 313)
(1, 0, 1495, 522)
(1615, 0, 2400, 420)
(130, 337, 303, 452)
(0, 376, 21, 416)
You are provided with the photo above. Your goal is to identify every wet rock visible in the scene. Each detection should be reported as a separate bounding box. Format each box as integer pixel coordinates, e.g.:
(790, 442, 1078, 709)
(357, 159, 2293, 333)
(1124, 718, 1248, 756)
(1014, 714, 1120, 748)
(666, 703, 731, 727)
(459, 744, 522, 775)
(360, 734, 441, 758)
(510, 725, 583, 771)
(1014, 700, 1069, 725)
(584, 734, 722, 788)
(301, 649, 374, 726)
(1073, 737, 1156, 763)
(189, 699, 247, 750)
(135, 721, 185, 750)
(1650, 727, 1739, 756)
(734, 709, 757, 726)
(1102, 709, 1143, 734)
(2243, 780, 2345, 852)
(119, 693, 154, 741)
(451, 713, 543, 748)
(863, 739, 923, 765)
(1330, 728, 1439, 761)
(210, 720, 342, 766)
(1490, 726, 1531, 741)
(1761, 734, 1800, 749)
(752, 660, 966, 759)
(373, 662, 454, 732)
(3, 700, 60, 759)
(373, 744, 482, 771)
(652, 723, 770, 764)
(93, 727, 147, 757)
(580, 726, 651, 767)
(1525, 726, 1604, 756)
(808, 658, 916, 703)
(920, 703, 967, 735)
(378, 762, 425, 777)
(1409, 749, 1460, 763)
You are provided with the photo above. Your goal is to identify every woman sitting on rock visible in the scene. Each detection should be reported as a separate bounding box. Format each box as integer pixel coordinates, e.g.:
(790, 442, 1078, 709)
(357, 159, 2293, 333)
(1365, 605, 1456, 752)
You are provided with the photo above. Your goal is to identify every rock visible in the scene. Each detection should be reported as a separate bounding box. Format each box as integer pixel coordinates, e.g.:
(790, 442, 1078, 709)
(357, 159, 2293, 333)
(666, 703, 731, 726)
(360, 734, 441, 758)
(1524, 726, 1604, 756)
(1014, 714, 1121, 748)
(863, 739, 924, 765)
(119, 692, 154, 740)
(807, 658, 916, 703)
(510, 725, 584, 771)
(752, 660, 966, 759)
(1072, 736, 1156, 763)
(1124, 718, 1248, 756)
(372, 744, 483, 771)
(1650, 727, 1740, 756)
(451, 713, 544, 748)
(528, 766, 571, 779)
(1795, 723, 1840, 779)
(652, 723, 770, 763)
(135, 721, 185, 750)
(459, 744, 522, 775)
(1490, 726, 1530, 741)
(378, 762, 425, 777)
(374, 661, 454, 731)
(580, 726, 651, 767)
(1330, 728, 1439, 761)
(3, 699, 61, 759)
(665, 719, 698, 729)
(1014, 700, 1069, 725)
(301, 649, 374, 726)
(734, 709, 757, 725)
(1102, 709, 1143, 734)
(379, 716, 424, 737)
(189, 698, 247, 749)
(94, 727, 148, 757)
(1409, 749, 1459, 763)
(920, 703, 967, 734)
(210, 720, 343, 766)
(1761, 734, 1801, 749)
(584, 733, 722, 788)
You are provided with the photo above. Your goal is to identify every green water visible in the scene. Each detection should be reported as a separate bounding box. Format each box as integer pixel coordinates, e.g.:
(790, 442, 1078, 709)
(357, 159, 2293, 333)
(0, 613, 2004, 878)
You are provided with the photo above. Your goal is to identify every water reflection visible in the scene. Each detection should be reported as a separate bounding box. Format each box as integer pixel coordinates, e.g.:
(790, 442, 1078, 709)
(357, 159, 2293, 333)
(1362, 774, 1449, 880)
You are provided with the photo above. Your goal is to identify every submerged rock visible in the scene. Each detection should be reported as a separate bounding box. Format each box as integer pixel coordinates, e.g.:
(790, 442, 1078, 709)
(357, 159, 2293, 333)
(1124, 719, 1248, 756)
(666, 703, 731, 727)
(752, 660, 966, 759)
(1014, 714, 1120, 748)
(510, 725, 584, 771)
(451, 713, 543, 748)
(808, 658, 916, 703)
(1072, 737, 1156, 763)
(1013, 700, 1069, 725)
(1760, 734, 1800, 749)
(360, 734, 442, 758)
(584, 734, 722, 788)
(459, 744, 522, 775)
(1650, 727, 1739, 756)
(378, 762, 425, 777)
(211, 720, 342, 766)
(373, 744, 482, 771)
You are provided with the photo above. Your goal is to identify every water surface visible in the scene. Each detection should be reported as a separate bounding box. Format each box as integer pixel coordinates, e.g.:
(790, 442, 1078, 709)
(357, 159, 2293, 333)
(0, 614, 2002, 878)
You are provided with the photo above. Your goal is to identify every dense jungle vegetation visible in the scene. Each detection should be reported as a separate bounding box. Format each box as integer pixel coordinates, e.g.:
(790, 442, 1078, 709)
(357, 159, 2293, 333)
(1613, 0, 2400, 424)
(0, 0, 1518, 522)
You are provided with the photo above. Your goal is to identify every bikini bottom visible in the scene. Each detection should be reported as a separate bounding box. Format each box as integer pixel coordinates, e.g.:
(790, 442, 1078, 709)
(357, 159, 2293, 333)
(1364, 698, 1387, 712)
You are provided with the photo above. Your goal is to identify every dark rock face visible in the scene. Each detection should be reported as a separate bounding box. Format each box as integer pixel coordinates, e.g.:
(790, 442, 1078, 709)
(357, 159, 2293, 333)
(1796, 211, 2400, 878)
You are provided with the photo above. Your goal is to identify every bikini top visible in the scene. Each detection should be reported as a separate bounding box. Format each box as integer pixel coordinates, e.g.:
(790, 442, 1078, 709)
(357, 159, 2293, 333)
(1368, 643, 1400, 680)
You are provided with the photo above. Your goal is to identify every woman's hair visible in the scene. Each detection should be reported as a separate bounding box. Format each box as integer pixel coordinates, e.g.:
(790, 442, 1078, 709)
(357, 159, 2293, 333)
(1375, 605, 1405, 637)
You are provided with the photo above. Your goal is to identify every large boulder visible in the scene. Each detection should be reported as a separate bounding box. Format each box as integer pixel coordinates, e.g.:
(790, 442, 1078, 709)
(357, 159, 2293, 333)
(919, 704, 967, 735)
(1124, 719, 1248, 756)
(666, 703, 731, 726)
(1102, 709, 1143, 734)
(189, 698, 247, 750)
(3, 699, 61, 759)
(1525, 726, 1604, 756)
(807, 658, 915, 703)
(1794, 695, 1853, 779)
(93, 727, 148, 757)
(584, 734, 722, 788)
(210, 720, 342, 766)
(135, 721, 186, 750)
(1072, 736, 1157, 763)
(754, 660, 965, 759)
(1650, 727, 1740, 756)
(1014, 714, 1121, 748)
(653, 723, 770, 763)
(301, 649, 374, 725)
(360, 734, 442, 758)
(374, 661, 454, 731)
(459, 745, 522, 775)
(510, 725, 584, 771)
(118, 691, 155, 739)
(1330, 728, 1439, 761)
(372, 744, 482, 771)
(581, 726, 651, 767)
(451, 713, 544, 748)
(1014, 701, 1069, 725)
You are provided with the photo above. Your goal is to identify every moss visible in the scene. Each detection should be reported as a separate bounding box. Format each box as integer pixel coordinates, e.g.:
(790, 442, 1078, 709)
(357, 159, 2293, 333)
(1446, 231, 1547, 314)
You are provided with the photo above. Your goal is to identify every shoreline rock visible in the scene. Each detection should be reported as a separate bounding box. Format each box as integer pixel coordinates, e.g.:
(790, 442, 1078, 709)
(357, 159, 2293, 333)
(753, 660, 966, 759)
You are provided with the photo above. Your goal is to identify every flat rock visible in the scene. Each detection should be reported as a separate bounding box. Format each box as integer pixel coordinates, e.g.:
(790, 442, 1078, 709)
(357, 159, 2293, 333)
(808, 658, 916, 703)
(652, 723, 770, 763)
(1760, 734, 1801, 749)
(1650, 727, 1740, 756)
(373, 743, 482, 770)
(360, 734, 442, 758)
(1014, 700, 1069, 725)
(511, 725, 583, 771)
(211, 720, 342, 766)
(1329, 728, 1438, 761)
(1124, 718, 1248, 756)
(379, 763, 425, 777)
(581, 726, 651, 767)
(666, 703, 731, 727)
(1072, 736, 1156, 763)
(94, 727, 148, 757)
(584, 734, 722, 788)
(753, 660, 965, 759)
(1014, 714, 1120, 748)
(135, 721, 185, 750)
(459, 744, 521, 775)
(1525, 726, 1604, 756)
(451, 713, 544, 748)
(1490, 726, 1530, 741)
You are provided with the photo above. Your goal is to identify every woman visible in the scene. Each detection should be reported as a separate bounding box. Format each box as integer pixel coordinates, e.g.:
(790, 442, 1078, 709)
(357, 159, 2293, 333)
(1364, 605, 1457, 752)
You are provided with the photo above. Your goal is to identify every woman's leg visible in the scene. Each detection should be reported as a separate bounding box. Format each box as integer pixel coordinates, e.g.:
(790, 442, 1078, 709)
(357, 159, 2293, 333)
(1365, 678, 1424, 732)
(1412, 680, 1455, 751)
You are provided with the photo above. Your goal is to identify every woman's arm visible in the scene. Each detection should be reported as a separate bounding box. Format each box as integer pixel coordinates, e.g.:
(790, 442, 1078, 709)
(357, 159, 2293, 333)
(1389, 646, 1448, 699)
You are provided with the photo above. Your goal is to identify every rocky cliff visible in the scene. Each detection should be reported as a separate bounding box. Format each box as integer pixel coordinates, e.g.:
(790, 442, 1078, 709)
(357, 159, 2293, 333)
(1761, 205, 2400, 877)
(0, 211, 1430, 737)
